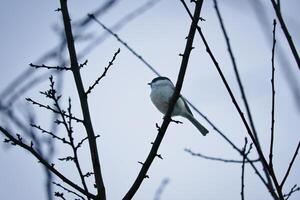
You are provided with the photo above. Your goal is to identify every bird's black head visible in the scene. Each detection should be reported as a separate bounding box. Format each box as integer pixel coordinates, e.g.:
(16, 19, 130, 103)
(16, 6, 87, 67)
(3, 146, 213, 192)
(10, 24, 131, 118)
(148, 76, 172, 86)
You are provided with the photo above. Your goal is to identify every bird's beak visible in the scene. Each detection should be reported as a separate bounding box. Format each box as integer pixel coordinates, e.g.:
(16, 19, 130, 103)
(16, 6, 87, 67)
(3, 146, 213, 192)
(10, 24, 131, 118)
(147, 82, 151, 86)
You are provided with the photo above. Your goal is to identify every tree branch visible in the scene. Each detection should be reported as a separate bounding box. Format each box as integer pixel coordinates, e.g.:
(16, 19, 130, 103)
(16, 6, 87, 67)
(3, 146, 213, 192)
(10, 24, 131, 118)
(269, 19, 277, 168)
(52, 181, 85, 200)
(270, 0, 300, 70)
(123, 1, 204, 199)
(184, 148, 259, 163)
(86, 48, 120, 95)
(181, 1, 284, 199)
(280, 141, 300, 188)
(0, 126, 96, 199)
(213, 1, 277, 198)
(59, 0, 105, 199)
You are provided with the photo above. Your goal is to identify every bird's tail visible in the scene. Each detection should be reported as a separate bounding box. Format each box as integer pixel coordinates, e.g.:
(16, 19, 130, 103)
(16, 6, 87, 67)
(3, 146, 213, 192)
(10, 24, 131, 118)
(185, 114, 209, 136)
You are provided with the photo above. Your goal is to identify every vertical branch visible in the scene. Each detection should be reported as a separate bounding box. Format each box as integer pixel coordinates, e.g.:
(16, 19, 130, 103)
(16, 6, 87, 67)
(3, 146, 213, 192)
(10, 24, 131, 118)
(241, 140, 254, 200)
(213, 1, 277, 199)
(241, 138, 248, 200)
(269, 19, 277, 168)
(59, 0, 105, 199)
(180, 1, 285, 199)
(66, 98, 91, 200)
(213, 0, 259, 141)
(123, 1, 203, 199)
(270, 0, 300, 70)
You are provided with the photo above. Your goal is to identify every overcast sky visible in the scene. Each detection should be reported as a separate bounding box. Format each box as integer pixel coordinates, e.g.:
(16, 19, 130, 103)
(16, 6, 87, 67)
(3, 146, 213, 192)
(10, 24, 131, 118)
(0, 0, 299, 200)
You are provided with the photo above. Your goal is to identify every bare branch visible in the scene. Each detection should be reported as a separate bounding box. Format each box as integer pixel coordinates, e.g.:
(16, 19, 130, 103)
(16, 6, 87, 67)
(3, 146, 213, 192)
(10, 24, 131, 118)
(212, 2, 277, 196)
(54, 192, 66, 200)
(283, 184, 300, 200)
(86, 48, 120, 95)
(269, 19, 277, 168)
(89, 0, 270, 193)
(280, 141, 300, 188)
(26, 98, 83, 123)
(29, 60, 87, 71)
(241, 138, 248, 200)
(241, 139, 253, 200)
(181, 1, 284, 199)
(53, 182, 85, 200)
(59, 0, 105, 198)
(184, 148, 259, 164)
(31, 124, 70, 145)
(88, 14, 160, 76)
(270, 0, 300, 70)
(29, 63, 72, 71)
(123, 1, 204, 199)
(0, 126, 96, 199)
(154, 178, 170, 200)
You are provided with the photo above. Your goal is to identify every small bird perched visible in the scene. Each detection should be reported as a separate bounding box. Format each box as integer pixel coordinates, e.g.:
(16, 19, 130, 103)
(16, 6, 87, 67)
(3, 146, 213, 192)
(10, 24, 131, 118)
(148, 76, 208, 136)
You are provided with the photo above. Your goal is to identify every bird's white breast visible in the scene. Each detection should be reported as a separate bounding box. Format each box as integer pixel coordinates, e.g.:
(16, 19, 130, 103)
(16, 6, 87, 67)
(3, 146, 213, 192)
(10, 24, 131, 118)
(150, 84, 186, 116)
(150, 84, 173, 114)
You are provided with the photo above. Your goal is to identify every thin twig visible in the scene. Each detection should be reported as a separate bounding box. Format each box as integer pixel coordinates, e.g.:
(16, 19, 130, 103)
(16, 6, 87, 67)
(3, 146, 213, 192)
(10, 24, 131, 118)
(29, 63, 72, 71)
(270, 0, 300, 70)
(269, 19, 277, 168)
(53, 182, 85, 200)
(65, 98, 90, 199)
(0, 126, 96, 199)
(123, 1, 203, 199)
(46, 77, 90, 199)
(54, 192, 66, 200)
(60, 1, 105, 199)
(88, 14, 160, 76)
(154, 178, 170, 200)
(31, 124, 70, 145)
(280, 141, 300, 188)
(283, 184, 300, 200)
(213, 0, 259, 142)
(184, 148, 259, 163)
(78, 0, 162, 70)
(86, 48, 120, 95)
(26, 98, 83, 123)
(241, 138, 248, 200)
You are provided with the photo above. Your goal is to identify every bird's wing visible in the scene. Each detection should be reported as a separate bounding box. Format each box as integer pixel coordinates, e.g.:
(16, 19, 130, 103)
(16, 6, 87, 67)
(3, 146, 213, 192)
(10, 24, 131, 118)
(181, 95, 193, 116)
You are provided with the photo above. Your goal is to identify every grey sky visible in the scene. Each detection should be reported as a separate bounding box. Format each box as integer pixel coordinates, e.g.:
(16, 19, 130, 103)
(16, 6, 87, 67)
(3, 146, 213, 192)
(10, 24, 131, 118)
(0, 0, 299, 200)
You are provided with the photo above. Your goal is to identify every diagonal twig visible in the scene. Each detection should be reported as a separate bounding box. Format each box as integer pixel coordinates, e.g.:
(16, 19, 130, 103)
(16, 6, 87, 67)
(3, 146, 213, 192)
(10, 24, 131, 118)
(31, 124, 70, 145)
(154, 178, 170, 200)
(86, 48, 120, 95)
(25, 97, 83, 123)
(53, 181, 85, 200)
(0, 126, 96, 199)
(280, 141, 300, 188)
(88, 14, 160, 76)
(283, 184, 300, 200)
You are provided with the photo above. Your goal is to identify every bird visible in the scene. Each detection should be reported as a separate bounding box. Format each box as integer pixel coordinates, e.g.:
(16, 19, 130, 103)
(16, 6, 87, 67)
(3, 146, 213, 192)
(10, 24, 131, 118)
(148, 76, 208, 136)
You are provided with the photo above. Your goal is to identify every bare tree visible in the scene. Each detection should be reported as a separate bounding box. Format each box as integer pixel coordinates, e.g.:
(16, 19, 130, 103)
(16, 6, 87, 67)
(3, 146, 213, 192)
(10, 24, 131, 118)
(0, 0, 299, 200)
